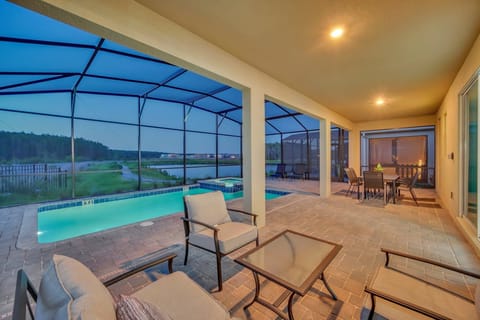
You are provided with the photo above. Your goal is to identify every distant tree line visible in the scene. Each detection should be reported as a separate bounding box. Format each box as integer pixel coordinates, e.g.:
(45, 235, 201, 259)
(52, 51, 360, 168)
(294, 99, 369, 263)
(0, 131, 148, 163)
(0, 131, 243, 164)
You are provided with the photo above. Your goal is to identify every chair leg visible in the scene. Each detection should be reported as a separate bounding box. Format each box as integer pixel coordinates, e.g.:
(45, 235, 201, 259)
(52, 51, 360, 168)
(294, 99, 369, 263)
(216, 251, 223, 291)
(256, 237, 259, 246)
(346, 184, 352, 196)
(410, 188, 418, 206)
(184, 240, 189, 265)
(368, 294, 376, 320)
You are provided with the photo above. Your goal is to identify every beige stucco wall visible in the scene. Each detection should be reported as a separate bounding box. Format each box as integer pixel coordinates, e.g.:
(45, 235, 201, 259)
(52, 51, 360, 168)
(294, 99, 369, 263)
(435, 34, 480, 245)
(349, 115, 436, 174)
(356, 115, 436, 132)
(437, 33, 480, 215)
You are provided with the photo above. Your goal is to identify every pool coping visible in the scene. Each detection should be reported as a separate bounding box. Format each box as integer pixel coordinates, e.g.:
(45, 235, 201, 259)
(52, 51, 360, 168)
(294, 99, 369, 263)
(17, 185, 292, 250)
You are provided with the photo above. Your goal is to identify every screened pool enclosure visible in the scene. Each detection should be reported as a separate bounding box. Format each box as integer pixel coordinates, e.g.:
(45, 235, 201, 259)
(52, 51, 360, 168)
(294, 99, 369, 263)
(0, 2, 323, 207)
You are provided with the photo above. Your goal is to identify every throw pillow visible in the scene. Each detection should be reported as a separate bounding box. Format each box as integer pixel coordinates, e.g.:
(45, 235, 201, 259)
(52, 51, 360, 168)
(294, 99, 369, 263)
(116, 295, 171, 320)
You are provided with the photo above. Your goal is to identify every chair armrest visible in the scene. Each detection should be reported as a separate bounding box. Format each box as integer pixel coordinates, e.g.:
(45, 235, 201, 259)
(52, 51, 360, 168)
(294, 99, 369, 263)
(227, 208, 258, 226)
(13, 270, 38, 320)
(381, 248, 480, 279)
(103, 253, 177, 287)
(365, 286, 451, 320)
(181, 217, 220, 231)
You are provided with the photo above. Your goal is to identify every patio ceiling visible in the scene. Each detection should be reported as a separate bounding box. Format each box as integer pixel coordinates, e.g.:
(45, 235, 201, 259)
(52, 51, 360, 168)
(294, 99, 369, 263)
(136, 0, 480, 122)
(0, 1, 319, 135)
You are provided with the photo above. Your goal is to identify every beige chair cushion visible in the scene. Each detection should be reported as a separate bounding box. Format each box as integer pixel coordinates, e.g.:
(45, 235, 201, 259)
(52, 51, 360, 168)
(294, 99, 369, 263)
(184, 191, 231, 233)
(370, 266, 477, 320)
(189, 221, 257, 254)
(36, 254, 116, 320)
(133, 271, 232, 320)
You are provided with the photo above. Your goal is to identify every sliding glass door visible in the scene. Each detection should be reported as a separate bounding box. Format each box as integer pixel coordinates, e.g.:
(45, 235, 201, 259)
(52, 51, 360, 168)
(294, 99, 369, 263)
(463, 77, 479, 230)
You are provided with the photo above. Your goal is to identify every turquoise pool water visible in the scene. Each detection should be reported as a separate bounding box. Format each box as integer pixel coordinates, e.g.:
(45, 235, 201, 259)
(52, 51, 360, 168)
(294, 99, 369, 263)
(214, 178, 242, 186)
(38, 188, 285, 243)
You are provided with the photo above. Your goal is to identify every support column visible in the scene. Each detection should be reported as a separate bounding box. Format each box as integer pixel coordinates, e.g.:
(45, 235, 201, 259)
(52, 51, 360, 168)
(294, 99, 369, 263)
(70, 91, 76, 198)
(319, 118, 331, 197)
(349, 128, 361, 175)
(243, 88, 266, 227)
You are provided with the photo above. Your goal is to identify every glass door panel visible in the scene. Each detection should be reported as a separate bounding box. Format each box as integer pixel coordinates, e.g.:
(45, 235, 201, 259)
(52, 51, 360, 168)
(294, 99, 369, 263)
(466, 78, 478, 228)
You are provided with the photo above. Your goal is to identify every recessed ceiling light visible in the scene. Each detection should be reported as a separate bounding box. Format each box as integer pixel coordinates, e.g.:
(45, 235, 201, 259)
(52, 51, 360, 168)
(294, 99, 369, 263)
(330, 27, 344, 39)
(375, 98, 385, 106)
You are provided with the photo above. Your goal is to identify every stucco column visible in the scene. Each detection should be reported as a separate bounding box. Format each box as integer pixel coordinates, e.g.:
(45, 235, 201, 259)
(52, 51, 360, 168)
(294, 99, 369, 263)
(349, 127, 361, 174)
(319, 118, 331, 197)
(242, 88, 266, 227)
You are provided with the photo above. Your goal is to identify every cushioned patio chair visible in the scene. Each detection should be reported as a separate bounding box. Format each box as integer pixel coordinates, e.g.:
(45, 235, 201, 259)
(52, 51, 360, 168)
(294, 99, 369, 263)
(344, 167, 362, 198)
(13, 253, 240, 320)
(365, 248, 480, 320)
(396, 171, 419, 205)
(182, 191, 259, 291)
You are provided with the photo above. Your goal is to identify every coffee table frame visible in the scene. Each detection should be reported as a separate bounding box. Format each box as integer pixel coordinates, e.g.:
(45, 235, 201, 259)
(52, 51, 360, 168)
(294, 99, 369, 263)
(235, 229, 342, 320)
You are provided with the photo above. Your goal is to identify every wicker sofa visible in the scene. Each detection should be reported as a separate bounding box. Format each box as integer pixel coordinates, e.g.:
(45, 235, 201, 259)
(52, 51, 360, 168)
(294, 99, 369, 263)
(13, 253, 238, 320)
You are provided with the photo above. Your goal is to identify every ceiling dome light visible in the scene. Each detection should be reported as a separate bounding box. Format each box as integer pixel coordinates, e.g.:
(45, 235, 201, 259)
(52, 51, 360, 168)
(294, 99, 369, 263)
(330, 27, 344, 39)
(375, 98, 385, 106)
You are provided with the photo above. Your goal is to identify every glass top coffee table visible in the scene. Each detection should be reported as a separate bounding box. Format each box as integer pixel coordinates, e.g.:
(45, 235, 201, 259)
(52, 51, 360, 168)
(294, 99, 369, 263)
(235, 229, 342, 320)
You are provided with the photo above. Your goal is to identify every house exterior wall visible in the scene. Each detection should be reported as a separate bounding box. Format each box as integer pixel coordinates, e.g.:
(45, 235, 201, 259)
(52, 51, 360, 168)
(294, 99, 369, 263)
(353, 115, 437, 176)
(436, 34, 480, 251)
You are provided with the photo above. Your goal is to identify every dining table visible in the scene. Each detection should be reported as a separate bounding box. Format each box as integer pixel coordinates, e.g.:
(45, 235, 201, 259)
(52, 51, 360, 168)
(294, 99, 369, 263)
(358, 173, 400, 204)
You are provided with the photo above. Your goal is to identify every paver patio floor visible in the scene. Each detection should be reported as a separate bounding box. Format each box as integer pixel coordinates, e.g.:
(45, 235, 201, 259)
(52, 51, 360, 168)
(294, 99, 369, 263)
(0, 182, 478, 319)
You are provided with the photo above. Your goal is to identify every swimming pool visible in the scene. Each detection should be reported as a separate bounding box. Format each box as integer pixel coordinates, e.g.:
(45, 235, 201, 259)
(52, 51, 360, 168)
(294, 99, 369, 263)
(37, 187, 288, 243)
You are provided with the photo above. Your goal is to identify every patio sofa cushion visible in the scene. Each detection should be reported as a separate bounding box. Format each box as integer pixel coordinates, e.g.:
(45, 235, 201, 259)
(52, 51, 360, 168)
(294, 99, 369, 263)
(184, 191, 231, 233)
(188, 221, 257, 254)
(36, 254, 116, 320)
(371, 266, 478, 320)
(133, 271, 232, 320)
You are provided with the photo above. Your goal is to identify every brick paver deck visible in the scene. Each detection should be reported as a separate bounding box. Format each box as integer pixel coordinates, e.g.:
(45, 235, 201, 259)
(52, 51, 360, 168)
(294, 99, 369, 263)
(0, 181, 478, 319)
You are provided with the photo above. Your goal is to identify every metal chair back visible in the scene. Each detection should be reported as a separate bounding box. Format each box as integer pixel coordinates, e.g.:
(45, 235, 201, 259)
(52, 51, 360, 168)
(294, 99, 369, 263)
(363, 171, 384, 190)
(344, 167, 353, 182)
(293, 163, 306, 175)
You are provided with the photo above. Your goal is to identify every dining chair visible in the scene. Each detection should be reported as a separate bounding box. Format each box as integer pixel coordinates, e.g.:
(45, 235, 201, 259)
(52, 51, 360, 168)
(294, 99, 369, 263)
(363, 171, 389, 203)
(397, 171, 419, 205)
(344, 168, 362, 198)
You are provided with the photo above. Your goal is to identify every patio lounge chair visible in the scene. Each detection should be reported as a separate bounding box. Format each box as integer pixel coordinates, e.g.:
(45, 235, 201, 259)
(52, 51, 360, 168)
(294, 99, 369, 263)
(289, 163, 307, 179)
(396, 171, 419, 205)
(13, 253, 239, 320)
(271, 163, 287, 178)
(365, 248, 480, 320)
(182, 191, 259, 291)
(344, 167, 362, 198)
